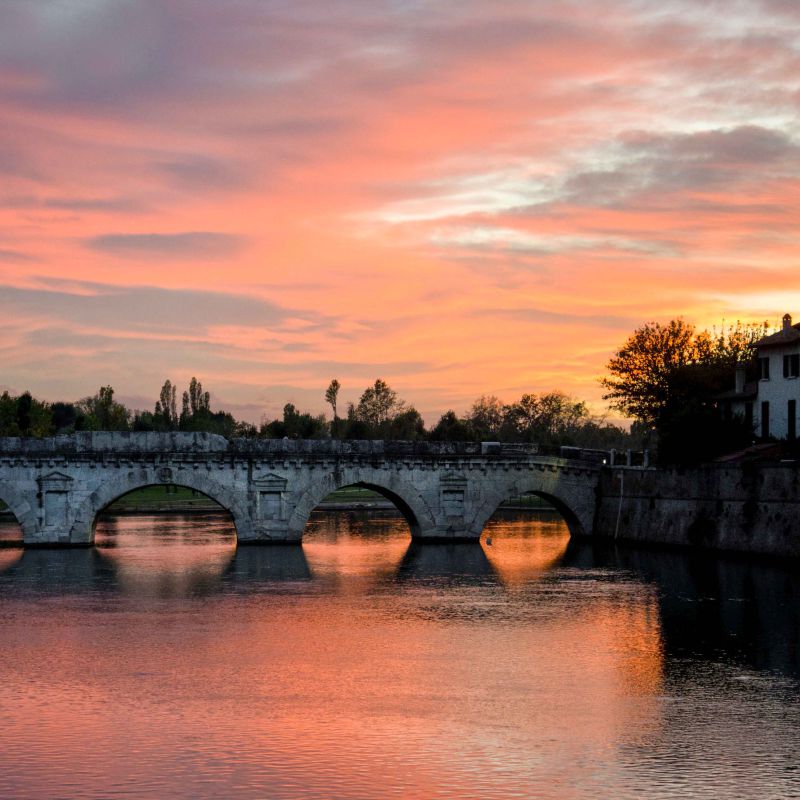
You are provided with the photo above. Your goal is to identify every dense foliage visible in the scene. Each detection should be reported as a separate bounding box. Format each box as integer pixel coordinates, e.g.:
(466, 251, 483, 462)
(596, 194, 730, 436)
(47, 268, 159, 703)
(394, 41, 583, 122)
(601, 319, 769, 464)
(0, 391, 53, 437)
(601, 319, 765, 425)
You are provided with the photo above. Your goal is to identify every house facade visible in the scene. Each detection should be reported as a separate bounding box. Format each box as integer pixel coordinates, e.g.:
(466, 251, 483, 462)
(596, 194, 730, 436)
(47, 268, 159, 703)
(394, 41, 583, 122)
(722, 314, 800, 440)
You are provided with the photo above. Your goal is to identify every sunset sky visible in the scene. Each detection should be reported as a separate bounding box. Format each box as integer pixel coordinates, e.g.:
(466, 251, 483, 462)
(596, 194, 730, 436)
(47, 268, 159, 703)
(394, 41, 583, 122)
(1, 0, 799, 423)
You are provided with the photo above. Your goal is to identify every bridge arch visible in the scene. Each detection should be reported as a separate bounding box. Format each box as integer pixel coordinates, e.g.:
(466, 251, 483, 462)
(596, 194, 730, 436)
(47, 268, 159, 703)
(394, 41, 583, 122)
(68, 467, 250, 545)
(468, 474, 594, 539)
(287, 469, 436, 540)
(0, 483, 37, 542)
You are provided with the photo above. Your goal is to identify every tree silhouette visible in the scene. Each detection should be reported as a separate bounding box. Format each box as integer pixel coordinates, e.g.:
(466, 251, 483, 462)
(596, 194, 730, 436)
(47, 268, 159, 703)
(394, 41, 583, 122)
(325, 379, 340, 419)
(155, 379, 178, 429)
(601, 319, 765, 426)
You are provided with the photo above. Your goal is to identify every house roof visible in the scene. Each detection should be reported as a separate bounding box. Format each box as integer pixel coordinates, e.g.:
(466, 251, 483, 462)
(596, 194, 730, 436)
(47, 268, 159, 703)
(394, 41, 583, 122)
(715, 442, 785, 463)
(754, 322, 800, 349)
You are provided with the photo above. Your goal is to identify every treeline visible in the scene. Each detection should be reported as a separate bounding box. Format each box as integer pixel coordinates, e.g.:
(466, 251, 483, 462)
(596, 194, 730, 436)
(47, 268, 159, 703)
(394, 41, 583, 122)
(1, 316, 772, 463)
(0, 379, 246, 439)
(0, 377, 641, 449)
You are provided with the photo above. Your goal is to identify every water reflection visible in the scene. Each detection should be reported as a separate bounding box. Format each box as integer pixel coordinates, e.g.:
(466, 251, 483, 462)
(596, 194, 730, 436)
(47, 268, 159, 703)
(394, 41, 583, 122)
(303, 509, 409, 589)
(395, 541, 497, 583)
(95, 513, 236, 598)
(0, 547, 22, 573)
(0, 511, 797, 799)
(483, 511, 570, 586)
(565, 539, 800, 679)
(0, 512, 796, 688)
(0, 517, 23, 546)
(0, 546, 113, 594)
(225, 544, 313, 585)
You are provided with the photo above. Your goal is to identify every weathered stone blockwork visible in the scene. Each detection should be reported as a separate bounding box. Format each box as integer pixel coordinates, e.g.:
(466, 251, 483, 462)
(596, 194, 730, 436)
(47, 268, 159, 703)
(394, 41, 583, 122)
(596, 464, 800, 558)
(0, 433, 600, 547)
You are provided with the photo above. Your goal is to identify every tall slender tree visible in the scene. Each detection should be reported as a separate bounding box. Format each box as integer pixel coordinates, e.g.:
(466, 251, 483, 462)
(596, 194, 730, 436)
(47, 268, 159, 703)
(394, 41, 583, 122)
(325, 379, 340, 419)
(156, 379, 178, 429)
(188, 377, 210, 415)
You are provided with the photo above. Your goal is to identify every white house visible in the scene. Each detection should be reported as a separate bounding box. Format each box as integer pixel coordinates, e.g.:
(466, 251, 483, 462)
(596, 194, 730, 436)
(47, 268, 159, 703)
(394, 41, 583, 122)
(721, 313, 800, 440)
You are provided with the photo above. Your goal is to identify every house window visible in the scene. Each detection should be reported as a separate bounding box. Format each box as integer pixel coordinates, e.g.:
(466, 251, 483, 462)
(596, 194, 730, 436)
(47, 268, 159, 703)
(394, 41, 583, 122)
(761, 401, 770, 438)
(783, 353, 800, 378)
(789, 399, 797, 441)
(759, 357, 770, 380)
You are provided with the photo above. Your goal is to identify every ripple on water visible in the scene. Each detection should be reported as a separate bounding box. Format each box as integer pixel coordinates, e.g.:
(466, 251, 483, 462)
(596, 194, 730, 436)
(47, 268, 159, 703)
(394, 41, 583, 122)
(0, 511, 797, 799)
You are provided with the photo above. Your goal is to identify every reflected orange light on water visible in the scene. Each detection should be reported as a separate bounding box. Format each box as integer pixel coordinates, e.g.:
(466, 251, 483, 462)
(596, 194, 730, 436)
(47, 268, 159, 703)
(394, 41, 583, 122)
(302, 511, 410, 589)
(0, 518, 23, 545)
(483, 513, 571, 586)
(95, 514, 236, 596)
(0, 512, 671, 798)
(0, 548, 23, 573)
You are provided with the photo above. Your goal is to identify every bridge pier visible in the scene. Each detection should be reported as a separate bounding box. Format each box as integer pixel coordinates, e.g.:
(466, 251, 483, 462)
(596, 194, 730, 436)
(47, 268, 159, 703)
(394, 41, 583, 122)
(411, 532, 482, 543)
(235, 523, 303, 545)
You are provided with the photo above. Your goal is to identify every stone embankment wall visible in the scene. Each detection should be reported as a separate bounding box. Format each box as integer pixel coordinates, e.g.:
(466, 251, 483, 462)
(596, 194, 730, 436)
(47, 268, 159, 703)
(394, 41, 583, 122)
(596, 464, 800, 558)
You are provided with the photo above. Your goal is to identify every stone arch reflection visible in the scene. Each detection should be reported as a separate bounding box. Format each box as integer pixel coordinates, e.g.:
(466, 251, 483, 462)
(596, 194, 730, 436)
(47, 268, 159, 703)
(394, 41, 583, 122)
(0, 490, 24, 548)
(222, 545, 313, 585)
(93, 485, 238, 597)
(478, 491, 572, 586)
(290, 473, 436, 541)
(301, 485, 416, 587)
(95, 513, 237, 598)
(0, 485, 30, 546)
(0, 547, 112, 593)
(395, 541, 498, 585)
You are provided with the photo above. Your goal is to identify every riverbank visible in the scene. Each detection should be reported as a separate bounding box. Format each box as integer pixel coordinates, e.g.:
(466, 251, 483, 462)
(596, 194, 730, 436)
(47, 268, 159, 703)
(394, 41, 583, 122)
(94, 486, 557, 516)
(97, 500, 560, 515)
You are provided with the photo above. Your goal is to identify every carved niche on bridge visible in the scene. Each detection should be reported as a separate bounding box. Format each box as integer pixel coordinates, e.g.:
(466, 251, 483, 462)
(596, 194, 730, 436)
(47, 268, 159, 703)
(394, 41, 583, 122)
(252, 472, 288, 521)
(37, 471, 73, 528)
(439, 472, 468, 518)
(156, 466, 174, 483)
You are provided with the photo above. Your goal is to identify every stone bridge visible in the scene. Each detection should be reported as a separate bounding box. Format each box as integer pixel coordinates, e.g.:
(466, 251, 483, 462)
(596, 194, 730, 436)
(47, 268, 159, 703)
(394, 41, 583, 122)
(0, 433, 602, 547)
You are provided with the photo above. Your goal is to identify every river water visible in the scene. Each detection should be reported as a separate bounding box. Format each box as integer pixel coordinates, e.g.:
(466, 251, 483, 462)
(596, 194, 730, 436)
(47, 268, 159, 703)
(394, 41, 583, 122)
(0, 510, 798, 799)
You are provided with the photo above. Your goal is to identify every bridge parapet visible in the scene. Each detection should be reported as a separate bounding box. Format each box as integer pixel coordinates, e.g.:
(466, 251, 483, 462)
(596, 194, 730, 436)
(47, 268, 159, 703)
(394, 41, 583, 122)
(0, 433, 549, 459)
(0, 431, 230, 455)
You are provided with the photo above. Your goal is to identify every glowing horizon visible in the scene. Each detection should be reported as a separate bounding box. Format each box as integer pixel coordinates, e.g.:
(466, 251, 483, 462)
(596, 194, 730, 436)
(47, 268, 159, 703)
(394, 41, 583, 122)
(1, 1, 798, 423)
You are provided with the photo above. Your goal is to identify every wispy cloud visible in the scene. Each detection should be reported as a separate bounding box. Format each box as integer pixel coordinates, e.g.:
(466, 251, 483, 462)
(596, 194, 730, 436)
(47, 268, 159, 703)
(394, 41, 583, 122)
(0, 248, 37, 263)
(86, 232, 245, 260)
(1, 279, 322, 333)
